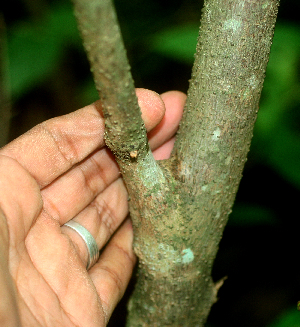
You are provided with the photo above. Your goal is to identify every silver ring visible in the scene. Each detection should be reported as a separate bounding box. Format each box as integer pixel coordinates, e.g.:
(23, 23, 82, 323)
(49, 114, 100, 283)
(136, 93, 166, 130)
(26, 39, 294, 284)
(64, 221, 100, 270)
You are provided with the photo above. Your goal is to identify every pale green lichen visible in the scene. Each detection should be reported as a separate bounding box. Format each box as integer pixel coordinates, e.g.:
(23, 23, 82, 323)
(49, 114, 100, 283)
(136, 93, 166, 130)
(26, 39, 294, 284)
(154, 243, 183, 272)
(242, 75, 259, 100)
(249, 74, 259, 89)
(212, 127, 221, 141)
(142, 303, 156, 314)
(223, 19, 242, 32)
(262, 2, 271, 9)
(181, 248, 194, 264)
(225, 155, 232, 165)
(141, 243, 195, 273)
(136, 150, 166, 189)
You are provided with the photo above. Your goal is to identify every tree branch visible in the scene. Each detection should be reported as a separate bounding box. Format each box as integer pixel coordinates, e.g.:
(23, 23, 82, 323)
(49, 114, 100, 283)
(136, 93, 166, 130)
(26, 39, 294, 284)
(127, 1, 280, 325)
(72, 0, 148, 162)
(72, 0, 172, 255)
(72, 0, 280, 326)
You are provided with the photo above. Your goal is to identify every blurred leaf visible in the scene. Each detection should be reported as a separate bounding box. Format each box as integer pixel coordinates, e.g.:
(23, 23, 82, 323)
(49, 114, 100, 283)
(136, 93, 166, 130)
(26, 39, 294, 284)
(149, 23, 199, 64)
(7, 2, 80, 98)
(266, 23, 300, 90)
(267, 307, 300, 327)
(252, 22, 300, 188)
(251, 23, 300, 136)
(268, 124, 300, 188)
(229, 203, 277, 226)
(79, 78, 99, 105)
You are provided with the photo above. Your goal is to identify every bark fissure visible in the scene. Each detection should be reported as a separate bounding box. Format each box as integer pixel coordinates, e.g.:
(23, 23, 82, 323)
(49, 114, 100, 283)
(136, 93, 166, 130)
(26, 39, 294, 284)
(72, 0, 280, 325)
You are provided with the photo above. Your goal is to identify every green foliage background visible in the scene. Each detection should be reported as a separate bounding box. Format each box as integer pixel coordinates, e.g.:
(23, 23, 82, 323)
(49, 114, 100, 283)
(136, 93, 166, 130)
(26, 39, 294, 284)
(1, 0, 300, 326)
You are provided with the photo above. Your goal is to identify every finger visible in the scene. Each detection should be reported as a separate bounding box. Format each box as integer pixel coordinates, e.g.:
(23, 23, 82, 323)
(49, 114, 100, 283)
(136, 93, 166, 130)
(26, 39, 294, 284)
(1, 105, 105, 188)
(61, 178, 128, 266)
(40, 91, 182, 223)
(0, 89, 166, 188)
(148, 90, 186, 151)
(0, 155, 42, 241)
(25, 211, 106, 326)
(89, 219, 136, 322)
(41, 131, 172, 225)
(0, 207, 23, 326)
(41, 146, 120, 223)
(136, 88, 166, 131)
(153, 137, 176, 160)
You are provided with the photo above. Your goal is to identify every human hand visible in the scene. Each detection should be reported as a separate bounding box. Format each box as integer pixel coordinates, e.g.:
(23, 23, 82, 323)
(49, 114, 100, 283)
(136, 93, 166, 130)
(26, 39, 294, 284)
(0, 89, 185, 326)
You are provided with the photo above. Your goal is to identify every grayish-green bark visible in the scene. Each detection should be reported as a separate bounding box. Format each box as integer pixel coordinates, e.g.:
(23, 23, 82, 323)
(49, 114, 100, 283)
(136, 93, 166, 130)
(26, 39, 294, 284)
(72, 0, 150, 162)
(72, 0, 279, 326)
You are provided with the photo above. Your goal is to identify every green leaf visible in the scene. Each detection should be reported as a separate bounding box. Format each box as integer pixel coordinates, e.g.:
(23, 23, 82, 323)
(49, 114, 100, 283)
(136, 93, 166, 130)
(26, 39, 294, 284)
(148, 23, 199, 64)
(252, 22, 300, 188)
(229, 203, 277, 226)
(7, 3, 80, 98)
(267, 307, 300, 327)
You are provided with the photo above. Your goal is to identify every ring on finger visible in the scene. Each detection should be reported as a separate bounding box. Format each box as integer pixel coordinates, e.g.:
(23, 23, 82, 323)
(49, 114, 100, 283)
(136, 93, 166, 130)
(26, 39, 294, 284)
(63, 220, 100, 270)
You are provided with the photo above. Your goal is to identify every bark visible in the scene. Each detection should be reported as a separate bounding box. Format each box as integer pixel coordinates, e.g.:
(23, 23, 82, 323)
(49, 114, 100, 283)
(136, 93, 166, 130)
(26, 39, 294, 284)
(72, 0, 149, 162)
(72, 0, 279, 326)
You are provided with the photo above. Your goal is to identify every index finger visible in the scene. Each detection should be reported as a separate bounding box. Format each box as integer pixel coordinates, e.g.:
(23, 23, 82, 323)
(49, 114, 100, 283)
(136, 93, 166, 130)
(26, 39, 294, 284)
(0, 89, 165, 188)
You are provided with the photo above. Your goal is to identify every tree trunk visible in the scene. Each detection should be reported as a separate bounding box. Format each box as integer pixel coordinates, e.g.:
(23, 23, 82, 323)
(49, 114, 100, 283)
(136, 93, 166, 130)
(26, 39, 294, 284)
(72, 0, 280, 325)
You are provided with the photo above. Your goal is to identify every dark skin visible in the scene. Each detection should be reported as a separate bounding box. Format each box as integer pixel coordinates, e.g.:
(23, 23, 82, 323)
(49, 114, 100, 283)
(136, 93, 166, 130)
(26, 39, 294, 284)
(0, 89, 186, 326)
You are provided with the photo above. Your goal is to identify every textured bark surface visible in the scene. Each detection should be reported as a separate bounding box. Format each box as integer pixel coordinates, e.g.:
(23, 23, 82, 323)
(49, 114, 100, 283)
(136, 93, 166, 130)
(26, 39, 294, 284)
(72, 0, 280, 326)
(72, 0, 149, 162)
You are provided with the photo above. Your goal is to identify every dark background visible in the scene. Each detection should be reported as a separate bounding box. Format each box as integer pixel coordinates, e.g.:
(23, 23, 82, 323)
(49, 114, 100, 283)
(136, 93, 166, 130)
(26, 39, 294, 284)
(1, 0, 300, 326)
